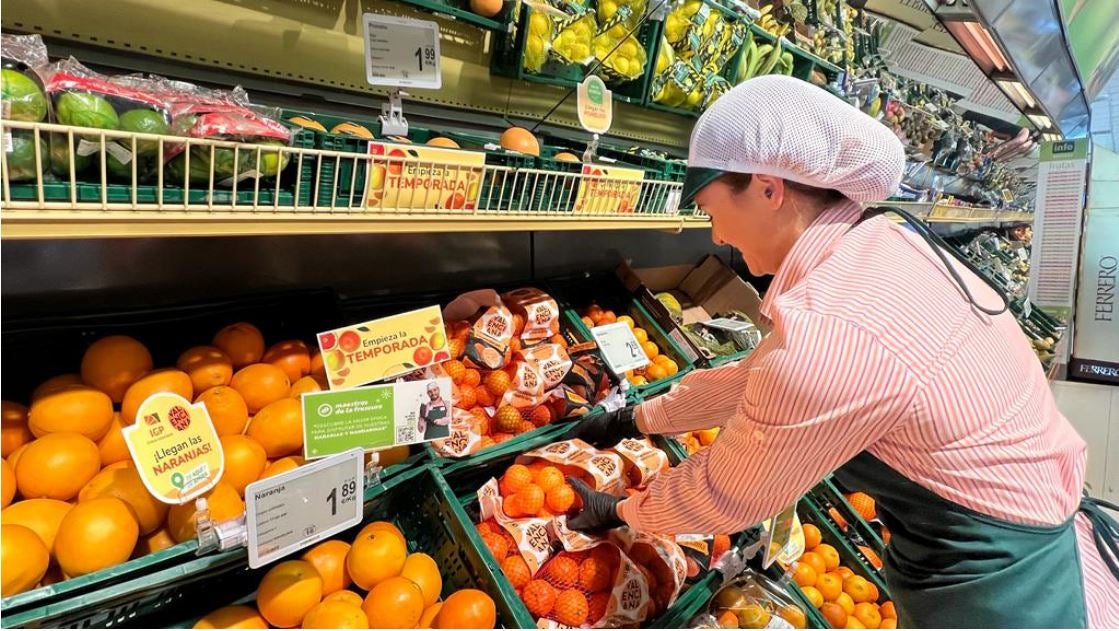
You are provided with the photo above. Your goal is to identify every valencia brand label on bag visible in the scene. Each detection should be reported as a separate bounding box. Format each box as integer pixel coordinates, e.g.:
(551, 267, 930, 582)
(123, 392, 224, 504)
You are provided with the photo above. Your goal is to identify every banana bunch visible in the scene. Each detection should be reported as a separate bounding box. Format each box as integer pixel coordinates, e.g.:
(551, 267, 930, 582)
(552, 12, 597, 64)
(756, 3, 792, 39)
(523, 9, 557, 72)
(736, 35, 790, 82)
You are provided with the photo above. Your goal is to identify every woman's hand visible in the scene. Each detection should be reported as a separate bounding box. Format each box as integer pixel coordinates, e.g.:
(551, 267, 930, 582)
(573, 405, 640, 448)
(566, 478, 624, 531)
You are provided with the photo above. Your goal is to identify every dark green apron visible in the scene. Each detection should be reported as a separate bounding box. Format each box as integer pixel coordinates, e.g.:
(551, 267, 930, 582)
(832, 452, 1118, 628)
(421, 401, 448, 440)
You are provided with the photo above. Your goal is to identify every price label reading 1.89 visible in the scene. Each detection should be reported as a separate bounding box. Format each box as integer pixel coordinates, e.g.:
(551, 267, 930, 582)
(244, 448, 364, 569)
(363, 13, 442, 89)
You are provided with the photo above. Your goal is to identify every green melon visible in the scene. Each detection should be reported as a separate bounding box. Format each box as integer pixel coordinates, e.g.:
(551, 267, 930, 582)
(55, 91, 119, 130)
(48, 133, 93, 178)
(1, 69, 48, 122)
(2, 131, 48, 181)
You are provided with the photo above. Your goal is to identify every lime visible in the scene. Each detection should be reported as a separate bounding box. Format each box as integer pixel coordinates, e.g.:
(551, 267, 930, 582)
(55, 91, 119, 130)
(1, 69, 48, 122)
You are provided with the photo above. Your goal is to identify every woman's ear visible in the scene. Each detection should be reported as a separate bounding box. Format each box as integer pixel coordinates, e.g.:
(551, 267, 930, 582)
(751, 174, 785, 210)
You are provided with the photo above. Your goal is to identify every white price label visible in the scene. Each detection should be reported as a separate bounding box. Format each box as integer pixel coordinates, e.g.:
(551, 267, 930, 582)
(363, 14, 442, 89)
(245, 448, 364, 568)
(703, 318, 753, 333)
(591, 322, 650, 375)
(76, 139, 101, 157)
(105, 142, 133, 165)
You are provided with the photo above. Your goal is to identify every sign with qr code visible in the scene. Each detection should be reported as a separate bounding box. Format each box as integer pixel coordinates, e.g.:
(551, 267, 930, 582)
(300, 378, 452, 459)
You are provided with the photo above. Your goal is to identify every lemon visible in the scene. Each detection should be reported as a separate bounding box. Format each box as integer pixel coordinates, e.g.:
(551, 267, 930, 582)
(609, 24, 627, 39)
(686, 88, 703, 108)
(529, 13, 551, 37)
(619, 40, 637, 58)
(600, 0, 617, 19)
(571, 43, 590, 60)
(526, 37, 545, 58)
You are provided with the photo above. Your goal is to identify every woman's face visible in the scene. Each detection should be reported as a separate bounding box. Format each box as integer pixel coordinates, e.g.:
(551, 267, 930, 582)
(695, 174, 789, 276)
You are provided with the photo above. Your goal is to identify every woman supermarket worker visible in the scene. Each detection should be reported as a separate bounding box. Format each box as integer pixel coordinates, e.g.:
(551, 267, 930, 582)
(566, 76, 1119, 628)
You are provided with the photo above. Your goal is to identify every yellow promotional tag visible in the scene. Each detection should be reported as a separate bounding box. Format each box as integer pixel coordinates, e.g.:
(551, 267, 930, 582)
(122, 392, 224, 505)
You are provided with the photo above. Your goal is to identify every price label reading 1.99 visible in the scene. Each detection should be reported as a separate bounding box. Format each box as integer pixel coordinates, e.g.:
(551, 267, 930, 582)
(363, 13, 442, 89)
(244, 448, 364, 568)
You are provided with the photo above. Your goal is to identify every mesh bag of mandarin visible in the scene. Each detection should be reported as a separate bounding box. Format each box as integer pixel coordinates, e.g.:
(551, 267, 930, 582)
(532, 518, 651, 628)
(476, 477, 556, 575)
(501, 287, 562, 346)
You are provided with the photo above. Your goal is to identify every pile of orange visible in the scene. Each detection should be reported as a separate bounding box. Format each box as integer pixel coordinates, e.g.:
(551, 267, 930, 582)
(194, 520, 497, 629)
(677, 427, 720, 455)
(1, 325, 412, 597)
(478, 519, 617, 628)
(495, 463, 577, 519)
(579, 304, 678, 386)
(792, 523, 897, 629)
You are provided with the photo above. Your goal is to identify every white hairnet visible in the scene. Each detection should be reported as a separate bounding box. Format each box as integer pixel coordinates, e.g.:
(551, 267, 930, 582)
(684, 75, 905, 204)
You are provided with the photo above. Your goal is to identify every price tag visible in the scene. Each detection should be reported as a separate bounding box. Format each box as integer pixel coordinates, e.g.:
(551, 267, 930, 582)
(761, 503, 800, 569)
(245, 448, 364, 568)
(703, 318, 753, 333)
(591, 322, 650, 375)
(363, 13, 441, 89)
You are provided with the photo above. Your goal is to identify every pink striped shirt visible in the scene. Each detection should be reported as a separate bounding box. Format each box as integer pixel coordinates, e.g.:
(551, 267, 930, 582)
(618, 201, 1118, 626)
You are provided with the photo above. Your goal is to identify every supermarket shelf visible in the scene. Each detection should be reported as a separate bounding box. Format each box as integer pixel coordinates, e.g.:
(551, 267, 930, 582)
(0, 210, 712, 239)
(885, 201, 1033, 226)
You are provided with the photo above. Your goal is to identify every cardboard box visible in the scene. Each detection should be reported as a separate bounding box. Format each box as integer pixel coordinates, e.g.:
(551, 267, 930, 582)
(618, 255, 764, 364)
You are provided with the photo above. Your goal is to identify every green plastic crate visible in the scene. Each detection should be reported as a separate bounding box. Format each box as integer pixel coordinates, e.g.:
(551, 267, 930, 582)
(491, 3, 589, 88)
(444, 428, 718, 628)
(5, 181, 295, 207)
(548, 273, 694, 403)
(809, 477, 887, 561)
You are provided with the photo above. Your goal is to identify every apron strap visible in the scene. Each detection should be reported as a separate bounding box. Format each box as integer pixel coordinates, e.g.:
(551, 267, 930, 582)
(1080, 494, 1119, 580)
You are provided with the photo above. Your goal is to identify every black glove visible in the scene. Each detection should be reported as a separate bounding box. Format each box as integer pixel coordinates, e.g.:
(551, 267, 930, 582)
(566, 477, 624, 532)
(573, 405, 640, 448)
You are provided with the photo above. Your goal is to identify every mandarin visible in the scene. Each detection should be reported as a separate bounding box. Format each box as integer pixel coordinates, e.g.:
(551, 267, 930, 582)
(257, 559, 323, 628)
(177, 346, 234, 393)
(213, 322, 265, 368)
(80, 335, 152, 403)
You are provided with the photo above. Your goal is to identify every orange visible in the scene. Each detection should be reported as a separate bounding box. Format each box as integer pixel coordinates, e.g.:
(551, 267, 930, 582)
(880, 601, 896, 620)
(799, 551, 827, 575)
(879, 618, 897, 629)
(522, 579, 557, 617)
(257, 559, 324, 628)
(301, 600, 368, 629)
(80, 335, 153, 402)
(463, 368, 482, 387)
(97, 414, 130, 467)
(546, 483, 575, 514)
(846, 492, 877, 521)
(816, 543, 841, 571)
(362, 576, 425, 628)
(1, 498, 72, 549)
(309, 350, 326, 381)
(402, 552, 442, 607)
(263, 340, 311, 383)
(481, 531, 509, 559)
(587, 592, 610, 623)
(357, 520, 406, 546)
(617, 315, 635, 329)
(135, 527, 177, 557)
(803, 523, 822, 550)
(846, 617, 866, 629)
(484, 371, 512, 398)
(166, 481, 244, 543)
(54, 497, 139, 577)
(866, 581, 880, 603)
(420, 602, 443, 628)
(28, 386, 114, 440)
(814, 571, 843, 602)
(780, 604, 809, 629)
(457, 385, 478, 409)
(434, 589, 497, 629)
(1, 459, 12, 509)
(800, 585, 825, 608)
(853, 602, 882, 628)
(554, 589, 589, 626)
(642, 341, 660, 359)
(717, 610, 740, 628)
(1, 524, 49, 596)
(177, 346, 234, 394)
(427, 136, 460, 148)
(644, 363, 668, 381)
(658, 357, 679, 375)
(247, 398, 303, 458)
(192, 605, 269, 629)
(834, 591, 856, 615)
(499, 127, 540, 156)
(213, 322, 265, 368)
(219, 434, 268, 496)
(580, 316, 595, 329)
(261, 456, 305, 479)
(121, 369, 193, 425)
(1, 401, 33, 458)
(230, 364, 291, 414)
(30, 374, 83, 402)
(834, 566, 856, 581)
(79, 465, 168, 534)
(544, 554, 580, 586)
(579, 556, 612, 592)
(500, 464, 533, 496)
(517, 483, 545, 515)
(195, 386, 249, 436)
(443, 360, 467, 384)
(6, 443, 28, 472)
(696, 427, 720, 446)
(16, 433, 100, 500)
(502, 555, 532, 588)
(289, 376, 323, 398)
(843, 575, 873, 604)
(632, 328, 649, 344)
(820, 602, 848, 628)
(599, 310, 617, 324)
(792, 562, 818, 587)
(324, 589, 364, 608)
(348, 527, 408, 590)
(494, 406, 522, 434)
